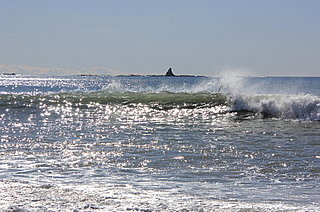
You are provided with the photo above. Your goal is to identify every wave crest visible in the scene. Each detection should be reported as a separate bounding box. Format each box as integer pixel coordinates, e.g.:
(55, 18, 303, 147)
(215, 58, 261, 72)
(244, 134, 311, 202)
(231, 94, 320, 120)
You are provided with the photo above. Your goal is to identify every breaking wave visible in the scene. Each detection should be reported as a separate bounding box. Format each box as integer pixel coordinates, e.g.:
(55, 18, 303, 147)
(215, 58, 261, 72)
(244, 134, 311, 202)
(231, 94, 320, 120)
(1, 91, 319, 120)
(0, 76, 319, 120)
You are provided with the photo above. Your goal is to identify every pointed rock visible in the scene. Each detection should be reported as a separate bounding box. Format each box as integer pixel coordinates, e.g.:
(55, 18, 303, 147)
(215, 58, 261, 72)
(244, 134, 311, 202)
(165, 68, 175, 76)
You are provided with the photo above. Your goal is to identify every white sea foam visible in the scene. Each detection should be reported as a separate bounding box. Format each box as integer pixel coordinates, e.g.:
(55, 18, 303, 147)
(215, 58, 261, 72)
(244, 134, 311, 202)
(231, 94, 320, 120)
(0, 180, 318, 212)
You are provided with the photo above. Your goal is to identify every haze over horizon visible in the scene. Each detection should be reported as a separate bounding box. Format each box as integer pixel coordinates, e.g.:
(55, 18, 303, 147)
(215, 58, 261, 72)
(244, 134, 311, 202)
(1, 0, 319, 76)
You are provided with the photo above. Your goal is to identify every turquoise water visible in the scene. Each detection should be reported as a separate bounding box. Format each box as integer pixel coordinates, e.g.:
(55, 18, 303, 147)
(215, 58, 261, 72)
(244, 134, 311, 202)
(0, 75, 319, 211)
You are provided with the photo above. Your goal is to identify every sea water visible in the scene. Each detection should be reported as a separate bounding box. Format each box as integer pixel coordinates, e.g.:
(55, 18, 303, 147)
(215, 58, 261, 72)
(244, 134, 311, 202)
(0, 75, 319, 211)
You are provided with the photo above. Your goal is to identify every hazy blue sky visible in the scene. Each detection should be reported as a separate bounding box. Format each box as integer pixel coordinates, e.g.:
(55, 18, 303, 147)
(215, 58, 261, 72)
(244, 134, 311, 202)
(0, 0, 319, 76)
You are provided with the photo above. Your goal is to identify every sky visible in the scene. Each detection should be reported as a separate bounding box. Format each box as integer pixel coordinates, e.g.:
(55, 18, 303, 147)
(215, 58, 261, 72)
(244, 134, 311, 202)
(0, 0, 319, 76)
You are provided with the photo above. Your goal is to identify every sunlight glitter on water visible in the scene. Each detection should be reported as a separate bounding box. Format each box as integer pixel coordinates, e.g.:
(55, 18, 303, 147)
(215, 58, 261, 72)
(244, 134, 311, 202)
(0, 76, 319, 211)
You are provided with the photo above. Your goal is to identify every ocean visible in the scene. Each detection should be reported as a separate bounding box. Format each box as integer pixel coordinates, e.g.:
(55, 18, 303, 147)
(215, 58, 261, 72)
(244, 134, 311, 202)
(0, 75, 319, 211)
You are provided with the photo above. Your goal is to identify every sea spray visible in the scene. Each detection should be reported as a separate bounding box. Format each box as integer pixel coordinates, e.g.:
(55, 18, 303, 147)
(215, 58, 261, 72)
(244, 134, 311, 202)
(216, 72, 320, 120)
(219, 71, 245, 96)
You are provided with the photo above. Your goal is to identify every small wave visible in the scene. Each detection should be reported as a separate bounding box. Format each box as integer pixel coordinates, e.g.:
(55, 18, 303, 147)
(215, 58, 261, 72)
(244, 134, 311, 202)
(66, 91, 227, 108)
(0, 91, 228, 110)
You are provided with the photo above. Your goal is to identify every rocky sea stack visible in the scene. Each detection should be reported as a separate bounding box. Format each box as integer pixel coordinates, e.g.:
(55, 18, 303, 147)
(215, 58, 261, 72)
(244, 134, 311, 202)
(165, 67, 175, 76)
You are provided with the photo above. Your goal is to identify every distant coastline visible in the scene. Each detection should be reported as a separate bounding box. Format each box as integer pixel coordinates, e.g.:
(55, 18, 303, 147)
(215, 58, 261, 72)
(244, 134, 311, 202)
(1, 73, 16, 76)
(114, 67, 206, 77)
(114, 74, 206, 78)
(2, 73, 320, 78)
(0, 73, 206, 77)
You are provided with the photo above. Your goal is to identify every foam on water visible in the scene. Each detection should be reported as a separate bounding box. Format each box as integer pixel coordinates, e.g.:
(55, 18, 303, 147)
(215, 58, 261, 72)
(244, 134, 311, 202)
(231, 94, 320, 120)
(1, 180, 318, 212)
